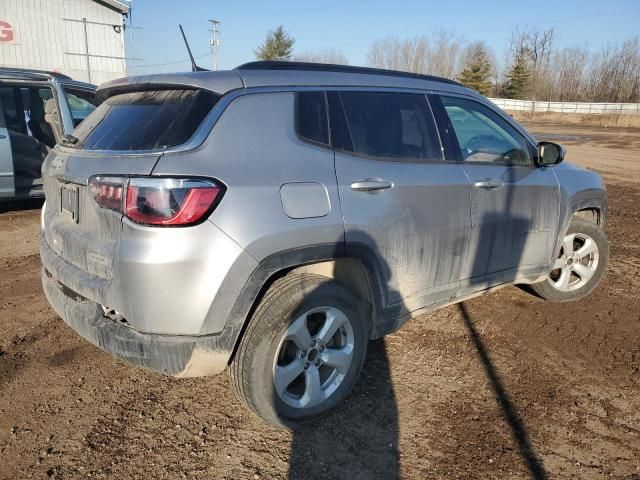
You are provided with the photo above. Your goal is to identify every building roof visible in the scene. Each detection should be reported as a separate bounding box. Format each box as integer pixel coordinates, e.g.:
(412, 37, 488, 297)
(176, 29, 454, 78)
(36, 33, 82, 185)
(93, 0, 130, 14)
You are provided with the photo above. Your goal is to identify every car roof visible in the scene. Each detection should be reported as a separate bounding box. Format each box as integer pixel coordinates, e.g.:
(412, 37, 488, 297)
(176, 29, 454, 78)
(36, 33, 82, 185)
(0, 68, 96, 90)
(0, 67, 71, 81)
(98, 61, 476, 98)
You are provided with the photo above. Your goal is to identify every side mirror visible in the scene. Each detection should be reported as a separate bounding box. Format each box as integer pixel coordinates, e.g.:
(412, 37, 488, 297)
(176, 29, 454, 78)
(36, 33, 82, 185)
(537, 141, 565, 166)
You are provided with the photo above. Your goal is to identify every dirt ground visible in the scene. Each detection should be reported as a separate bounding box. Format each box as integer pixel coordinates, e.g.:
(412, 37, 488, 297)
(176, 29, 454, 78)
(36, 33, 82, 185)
(1, 120, 639, 480)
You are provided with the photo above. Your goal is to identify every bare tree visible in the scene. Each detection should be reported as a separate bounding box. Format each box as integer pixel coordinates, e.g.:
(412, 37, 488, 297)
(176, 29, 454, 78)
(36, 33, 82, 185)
(367, 36, 430, 73)
(551, 46, 590, 101)
(529, 27, 556, 99)
(428, 30, 463, 79)
(585, 37, 640, 103)
(293, 48, 349, 65)
(506, 27, 556, 100)
(366, 31, 462, 78)
(366, 28, 639, 103)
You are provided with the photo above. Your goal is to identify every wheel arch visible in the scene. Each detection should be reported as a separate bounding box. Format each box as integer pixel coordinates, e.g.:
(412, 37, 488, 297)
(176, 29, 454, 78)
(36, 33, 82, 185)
(226, 244, 388, 365)
(552, 195, 607, 267)
(574, 206, 602, 225)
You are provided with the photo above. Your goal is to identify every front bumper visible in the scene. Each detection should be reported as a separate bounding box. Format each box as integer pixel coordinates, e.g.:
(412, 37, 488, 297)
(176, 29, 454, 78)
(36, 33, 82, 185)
(42, 268, 231, 377)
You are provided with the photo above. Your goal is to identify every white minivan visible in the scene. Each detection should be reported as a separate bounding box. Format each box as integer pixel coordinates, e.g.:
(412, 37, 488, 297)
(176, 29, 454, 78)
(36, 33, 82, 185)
(0, 68, 99, 201)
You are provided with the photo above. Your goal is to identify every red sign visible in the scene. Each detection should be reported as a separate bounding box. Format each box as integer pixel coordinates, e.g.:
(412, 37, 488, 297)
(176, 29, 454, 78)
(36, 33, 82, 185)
(0, 21, 14, 43)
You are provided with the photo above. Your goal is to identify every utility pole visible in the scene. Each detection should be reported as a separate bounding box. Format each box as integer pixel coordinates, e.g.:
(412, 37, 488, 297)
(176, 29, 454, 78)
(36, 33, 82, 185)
(208, 19, 221, 70)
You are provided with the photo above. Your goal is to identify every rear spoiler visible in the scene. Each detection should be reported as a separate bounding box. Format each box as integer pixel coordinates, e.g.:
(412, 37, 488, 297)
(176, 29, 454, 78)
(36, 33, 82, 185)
(97, 71, 244, 101)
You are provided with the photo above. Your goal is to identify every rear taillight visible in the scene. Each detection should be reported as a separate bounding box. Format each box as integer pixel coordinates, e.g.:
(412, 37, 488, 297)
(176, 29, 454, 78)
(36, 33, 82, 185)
(89, 176, 222, 226)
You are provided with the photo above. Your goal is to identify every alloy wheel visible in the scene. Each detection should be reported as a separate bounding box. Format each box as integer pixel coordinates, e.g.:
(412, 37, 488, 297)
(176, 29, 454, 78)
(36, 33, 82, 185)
(273, 306, 355, 409)
(548, 232, 599, 292)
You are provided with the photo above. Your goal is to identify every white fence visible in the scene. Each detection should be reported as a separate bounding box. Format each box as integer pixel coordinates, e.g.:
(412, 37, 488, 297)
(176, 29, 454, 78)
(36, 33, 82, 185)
(489, 98, 640, 116)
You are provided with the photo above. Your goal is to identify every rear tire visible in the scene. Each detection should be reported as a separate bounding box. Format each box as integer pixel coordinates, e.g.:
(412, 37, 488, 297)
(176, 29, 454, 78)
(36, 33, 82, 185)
(230, 273, 368, 430)
(529, 218, 609, 302)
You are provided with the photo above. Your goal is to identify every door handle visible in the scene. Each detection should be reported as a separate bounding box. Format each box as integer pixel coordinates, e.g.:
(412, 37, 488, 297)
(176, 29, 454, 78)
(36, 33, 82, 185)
(350, 180, 393, 192)
(474, 178, 504, 190)
(0, 134, 6, 139)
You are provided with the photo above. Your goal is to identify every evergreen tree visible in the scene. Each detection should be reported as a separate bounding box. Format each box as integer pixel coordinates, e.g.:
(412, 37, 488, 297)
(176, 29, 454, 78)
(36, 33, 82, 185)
(505, 47, 533, 99)
(254, 26, 295, 61)
(457, 43, 494, 95)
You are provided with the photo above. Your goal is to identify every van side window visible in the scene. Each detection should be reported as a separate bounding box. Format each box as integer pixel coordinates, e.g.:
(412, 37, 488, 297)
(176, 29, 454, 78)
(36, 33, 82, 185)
(295, 92, 329, 145)
(440, 95, 533, 166)
(21, 87, 58, 147)
(0, 87, 23, 134)
(337, 91, 442, 162)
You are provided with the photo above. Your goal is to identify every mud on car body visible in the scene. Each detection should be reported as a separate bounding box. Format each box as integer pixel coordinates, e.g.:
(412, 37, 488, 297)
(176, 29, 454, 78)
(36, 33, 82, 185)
(41, 62, 609, 428)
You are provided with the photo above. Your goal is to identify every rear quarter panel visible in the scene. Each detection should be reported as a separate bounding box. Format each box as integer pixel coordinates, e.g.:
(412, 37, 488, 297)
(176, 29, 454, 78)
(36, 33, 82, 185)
(151, 90, 345, 261)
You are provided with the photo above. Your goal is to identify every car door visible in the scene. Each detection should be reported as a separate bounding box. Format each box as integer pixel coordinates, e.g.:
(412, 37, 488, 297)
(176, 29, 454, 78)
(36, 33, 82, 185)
(330, 90, 473, 319)
(59, 84, 99, 131)
(0, 87, 16, 198)
(431, 94, 560, 289)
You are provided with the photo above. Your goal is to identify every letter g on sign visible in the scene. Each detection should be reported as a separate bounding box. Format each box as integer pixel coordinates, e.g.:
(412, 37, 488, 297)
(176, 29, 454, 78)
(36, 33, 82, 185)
(0, 21, 14, 43)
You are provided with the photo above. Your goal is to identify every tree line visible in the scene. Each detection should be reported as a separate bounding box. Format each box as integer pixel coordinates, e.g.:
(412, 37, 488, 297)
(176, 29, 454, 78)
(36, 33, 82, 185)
(254, 26, 640, 103)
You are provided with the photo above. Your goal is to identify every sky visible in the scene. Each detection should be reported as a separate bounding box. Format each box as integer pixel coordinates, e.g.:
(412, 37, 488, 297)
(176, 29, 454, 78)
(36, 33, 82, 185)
(123, 0, 640, 75)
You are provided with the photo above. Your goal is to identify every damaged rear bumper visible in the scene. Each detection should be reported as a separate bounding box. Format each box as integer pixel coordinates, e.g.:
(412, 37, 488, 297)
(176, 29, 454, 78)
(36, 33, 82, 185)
(42, 268, 231, 377)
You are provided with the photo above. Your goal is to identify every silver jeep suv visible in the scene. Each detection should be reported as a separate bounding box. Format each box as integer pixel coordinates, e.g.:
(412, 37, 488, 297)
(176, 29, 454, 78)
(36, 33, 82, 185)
(41, 62, 609, 428)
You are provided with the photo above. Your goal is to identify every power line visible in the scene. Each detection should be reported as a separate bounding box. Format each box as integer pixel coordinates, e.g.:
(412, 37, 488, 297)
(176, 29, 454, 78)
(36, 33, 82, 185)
(129, 52, 210, 69)
(467, 9, 640, 35)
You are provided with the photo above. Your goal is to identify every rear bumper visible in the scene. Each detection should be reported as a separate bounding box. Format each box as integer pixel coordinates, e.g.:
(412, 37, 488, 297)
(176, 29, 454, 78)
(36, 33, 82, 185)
(42, 268, 231, 377)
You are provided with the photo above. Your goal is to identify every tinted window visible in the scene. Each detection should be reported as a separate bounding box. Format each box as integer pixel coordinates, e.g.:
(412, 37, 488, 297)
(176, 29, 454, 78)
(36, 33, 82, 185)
(296, 92, 329, 145)
(0, 86, 56, 146)
(0, 87, 22, 133)
(338, 92, 441, 161)
(73, 89, 218, 151)
(63, 87, 99, 127)
(441, 96, 532, 165)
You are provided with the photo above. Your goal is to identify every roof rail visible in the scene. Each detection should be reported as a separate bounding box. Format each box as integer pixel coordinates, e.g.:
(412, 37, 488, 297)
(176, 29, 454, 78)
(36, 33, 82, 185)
(235, 61, 462, 86)
(0, 67, 72, 81)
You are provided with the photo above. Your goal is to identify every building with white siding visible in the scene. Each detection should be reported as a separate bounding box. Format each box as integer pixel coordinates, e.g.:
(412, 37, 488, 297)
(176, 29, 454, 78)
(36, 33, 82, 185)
(0, 0, 129, 85)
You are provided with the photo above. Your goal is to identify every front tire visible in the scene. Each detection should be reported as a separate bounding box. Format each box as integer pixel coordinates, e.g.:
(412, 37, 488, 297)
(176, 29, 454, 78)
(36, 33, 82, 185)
(230, 273, 368, 429)
(529, 218, 609, 302)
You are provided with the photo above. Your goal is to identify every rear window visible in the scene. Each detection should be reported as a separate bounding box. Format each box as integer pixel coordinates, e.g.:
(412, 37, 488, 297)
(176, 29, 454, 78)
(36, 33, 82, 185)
(72, 89, 218, 151)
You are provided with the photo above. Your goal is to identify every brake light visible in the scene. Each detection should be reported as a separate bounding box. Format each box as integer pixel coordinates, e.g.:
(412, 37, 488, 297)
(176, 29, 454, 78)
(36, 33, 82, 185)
(89, 176, 222, 226)
(89, 176, 125, 212)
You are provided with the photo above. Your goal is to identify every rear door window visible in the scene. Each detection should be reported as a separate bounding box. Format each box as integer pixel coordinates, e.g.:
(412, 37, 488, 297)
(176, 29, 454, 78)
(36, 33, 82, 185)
(337, 91, 442, 162)
(73, 89, 218, 151)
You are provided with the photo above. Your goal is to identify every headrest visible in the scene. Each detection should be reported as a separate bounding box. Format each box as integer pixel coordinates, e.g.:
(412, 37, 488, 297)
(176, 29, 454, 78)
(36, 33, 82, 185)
(44, 98, 58, 115)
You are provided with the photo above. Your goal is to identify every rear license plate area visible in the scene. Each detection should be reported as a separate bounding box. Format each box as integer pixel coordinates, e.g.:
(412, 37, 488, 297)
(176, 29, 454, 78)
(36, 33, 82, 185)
(60, 184, 79, 223)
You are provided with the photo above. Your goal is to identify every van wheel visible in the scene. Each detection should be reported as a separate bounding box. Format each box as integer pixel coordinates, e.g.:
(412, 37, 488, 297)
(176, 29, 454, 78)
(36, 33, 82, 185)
(230, 273, 368, 430)
(529, 218, 609, 302)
